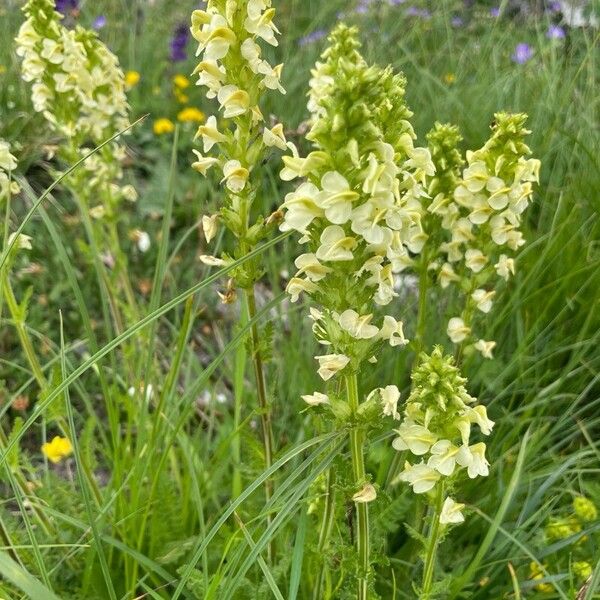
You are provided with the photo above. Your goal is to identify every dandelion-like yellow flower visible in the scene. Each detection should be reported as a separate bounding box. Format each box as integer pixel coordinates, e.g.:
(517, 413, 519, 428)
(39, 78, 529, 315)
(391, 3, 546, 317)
(153, 118, 175, 135)
(173, 74, 191, 89)
(177, 107, 205, 123)
(125, 70, 141, 88)
(42, 436, 73, 464)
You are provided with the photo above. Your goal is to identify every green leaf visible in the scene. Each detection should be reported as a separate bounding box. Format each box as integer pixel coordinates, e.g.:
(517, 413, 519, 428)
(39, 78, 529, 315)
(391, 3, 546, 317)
(288, 507, 308, 600)
(0, 550, 62, 600)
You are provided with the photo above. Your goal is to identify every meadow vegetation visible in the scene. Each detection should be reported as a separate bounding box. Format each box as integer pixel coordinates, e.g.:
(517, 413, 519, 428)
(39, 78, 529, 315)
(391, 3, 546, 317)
(0, 1, 598, 598)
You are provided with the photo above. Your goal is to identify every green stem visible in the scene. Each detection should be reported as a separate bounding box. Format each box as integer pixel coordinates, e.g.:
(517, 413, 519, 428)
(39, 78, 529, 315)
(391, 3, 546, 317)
(313, 468, 337, 600)
(107, 218, 139, 324)
(231, 303, 247, 500)
(415, 252, 430, 357)
(3, 275, 47, 390)
(421, 482, 445, 599)
(346, 373, 369, 600)
(244, 287, 275, 561)
(386, 254, 430, 490)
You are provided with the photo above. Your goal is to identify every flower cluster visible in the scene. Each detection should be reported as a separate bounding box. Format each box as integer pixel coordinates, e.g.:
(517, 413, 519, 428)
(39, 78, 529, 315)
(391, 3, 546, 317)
(392, 347, 494, 524)
(545, 495, 597, 542)
(0, 141, 34, 259)
(190, 0, 287, 286)
(529, 495, 597, 593)
(16, 0, 129, 142)
(424, 114, 540, 358)
(0, 140, 20, 199)
(304, 308, 407, 385)
(15, 0, 135, 218)
(281, 25, 435, 393)
(282, 25, 433, 308)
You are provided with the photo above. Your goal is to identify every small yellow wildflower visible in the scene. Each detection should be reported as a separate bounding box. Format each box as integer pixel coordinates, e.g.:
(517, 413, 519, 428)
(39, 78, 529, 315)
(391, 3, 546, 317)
(42, 436, 73, 464)
(545, 516, 581, 541)
(0, 65, 6, 75)
(529, 562, 553, 593)
(177, 107, 205, 123)
(573, 496, 597, 522)
(173, 74, 191, 89)
(153, 118, 175, 135)
(444, 72, 456, 85)
(125, 70, 141, 88)
(175, 90, 190, 104)
(573, 561, 593, 581)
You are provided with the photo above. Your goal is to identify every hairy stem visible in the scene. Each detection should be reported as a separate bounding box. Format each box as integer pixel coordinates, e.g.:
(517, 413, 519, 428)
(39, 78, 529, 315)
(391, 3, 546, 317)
(415, 252, 430, 358)
(421, 482, 445, 598)
(244, 287, 275, 561)
(313, 468, 337, 600)
(346, 373, 370, 600)
(386, 253, 430, 490)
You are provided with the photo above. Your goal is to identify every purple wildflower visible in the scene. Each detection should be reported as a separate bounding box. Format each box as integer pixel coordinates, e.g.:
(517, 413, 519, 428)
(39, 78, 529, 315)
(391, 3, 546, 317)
(388, 0, 405, 5)
(55, 0, 79, 13)
(298, 29, 327, 47)
(490, 7, 500, 17)
(406, 6, 431, 18)
(92, 15, 107, 30)
(548, 1, 562, 12)
(170, 23, 189, 63)
(512, 43, 533, 64)
(451, 15, 464, 27)
(546, 24, 566, 39)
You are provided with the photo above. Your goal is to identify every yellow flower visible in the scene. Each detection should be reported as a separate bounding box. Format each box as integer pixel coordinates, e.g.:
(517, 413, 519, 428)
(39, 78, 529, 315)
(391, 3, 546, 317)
(153, 118, 175, 135)
(444, 72, 456, 85)
(173, 74, 191, 89)
(573, 561, 592, 581)
(42, 436, 73, 464)
(125, 70, 141, 88)
(529, 562, 553, 593)
(573, 496, 597, 522)
(545, 516, 581, 541)
(0, 65, 6, 75)
(175, 89, 190, 104)
(177, 107, 205, 123)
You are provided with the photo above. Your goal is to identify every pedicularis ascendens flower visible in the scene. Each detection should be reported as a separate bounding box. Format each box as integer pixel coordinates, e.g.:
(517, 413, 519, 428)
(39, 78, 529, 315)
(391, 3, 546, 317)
(0, 140, 20, 200)
(15, 0, 135, 216)
(16, 0, 129, 141)
(424, 115, 540, 358)
(191, 0, 287, 287)
(281, 24, 433, 399)
(0, 141, 32, 258)
(392, 346, 494, 523)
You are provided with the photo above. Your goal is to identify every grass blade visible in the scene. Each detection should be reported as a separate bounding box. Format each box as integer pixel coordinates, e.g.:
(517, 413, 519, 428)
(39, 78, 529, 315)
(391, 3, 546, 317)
(449, 428, 531, 598)
(0, 550, 62, 600)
